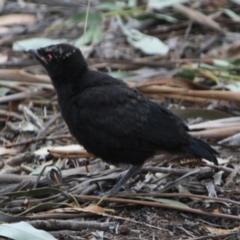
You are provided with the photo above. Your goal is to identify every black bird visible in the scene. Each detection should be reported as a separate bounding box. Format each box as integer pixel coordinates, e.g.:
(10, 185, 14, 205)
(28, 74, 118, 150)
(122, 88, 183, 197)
(29, 44, 218, 195)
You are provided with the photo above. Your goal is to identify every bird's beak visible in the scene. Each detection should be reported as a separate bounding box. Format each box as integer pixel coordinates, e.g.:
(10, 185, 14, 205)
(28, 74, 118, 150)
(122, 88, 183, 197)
(28, 49, 48, 65)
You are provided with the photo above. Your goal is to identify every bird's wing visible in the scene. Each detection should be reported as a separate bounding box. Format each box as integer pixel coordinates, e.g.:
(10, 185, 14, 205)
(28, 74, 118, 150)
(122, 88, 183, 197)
(140, 101, 191, 148)
(74, 85, 190, 150)
(74, 86, 149, 138)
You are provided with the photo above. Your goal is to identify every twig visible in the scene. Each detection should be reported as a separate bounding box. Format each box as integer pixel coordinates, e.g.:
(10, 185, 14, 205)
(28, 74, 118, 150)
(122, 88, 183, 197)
(77, 195, 240, 221)
(4, 134, 72, 147)
(29, 220, 112, 231)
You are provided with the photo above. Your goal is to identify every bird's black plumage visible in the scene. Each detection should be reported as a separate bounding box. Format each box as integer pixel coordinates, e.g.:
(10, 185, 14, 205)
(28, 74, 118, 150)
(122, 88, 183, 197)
(29, 43, 218, 195)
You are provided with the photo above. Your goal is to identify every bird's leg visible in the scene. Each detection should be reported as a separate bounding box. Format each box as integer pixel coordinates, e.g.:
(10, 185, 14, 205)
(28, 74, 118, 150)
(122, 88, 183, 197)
(100, 165, 141, 196)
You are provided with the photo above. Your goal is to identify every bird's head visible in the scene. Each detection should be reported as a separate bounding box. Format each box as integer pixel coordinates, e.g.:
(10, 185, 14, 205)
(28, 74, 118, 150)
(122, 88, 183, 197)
(28, 43, 87, 84)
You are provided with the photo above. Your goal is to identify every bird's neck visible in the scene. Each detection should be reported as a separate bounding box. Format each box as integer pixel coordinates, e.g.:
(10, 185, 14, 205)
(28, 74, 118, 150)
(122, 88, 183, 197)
(50, 65, 87, 89)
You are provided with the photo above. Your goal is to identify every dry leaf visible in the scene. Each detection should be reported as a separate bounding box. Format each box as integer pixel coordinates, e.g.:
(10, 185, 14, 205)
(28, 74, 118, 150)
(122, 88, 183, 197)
(225, 41, 240, 58)
(84, 205, 105, 214)
(205, 225, 240, 235)
(0, 14, 37, 26)
(0, 26, 9, 34)
(0, 54, 8, 64)
(0, 147, 18, 156)
(173, 4, 225, 33)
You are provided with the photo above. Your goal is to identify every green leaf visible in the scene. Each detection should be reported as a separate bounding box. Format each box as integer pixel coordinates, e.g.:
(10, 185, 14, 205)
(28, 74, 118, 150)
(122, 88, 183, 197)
(148, 0, 189, 10)
(229, 0, 240, 5)
(229, 59, 240, 66)
(96, 2, 124, 11)
(197, 69, 220, 84)
(127, 29, 169, 55)
(226, 82, 240, 92)
(75, 29, 94, 46)
(13, 38, 68, 51)
(92, 27, 103, 44)
(193, 63, 216, 70)
(153, 13, 178, 22)
(68, 11, 103, 46)
(0, 81, 22, 96)
(223, 9, 240, 21)
(117, 16, 168, 55)
(132, 196, 190, 208)
(128, 0, 137, 8)
(66, 11, 103, 26)
(212, 59, 233, 68)
(175, 68, 196, 80)
(75, 27, 103, 46)
(0, 221, 56, 240)
(0, 87, 9, 96)
(155, 198, 190, 208)
(30, 159, 64, 175)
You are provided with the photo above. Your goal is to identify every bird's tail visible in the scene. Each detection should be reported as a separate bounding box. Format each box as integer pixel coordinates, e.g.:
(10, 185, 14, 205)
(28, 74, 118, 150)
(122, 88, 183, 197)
(181, 137, 218, 165)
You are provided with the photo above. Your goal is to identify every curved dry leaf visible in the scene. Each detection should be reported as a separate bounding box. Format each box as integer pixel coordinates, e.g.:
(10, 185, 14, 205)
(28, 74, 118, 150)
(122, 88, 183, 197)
(0, 54, 8, 64)
(173, 4, 225, 33)
(218, 132, 240, 146)
(0, 26, 9, 34)
(0, 147, 18, 156)
(214, 171, 224, 186)
(141, 85, 240, 102)
(189, 117, 240, 130)
(131, 77, 210, 90)
(48, 206, 106, 214)
(190, 125, 240, 140)
(84, 205, 105, 214)
(0, 14, 37, 26)
(206, 225, 240, 235)
(225, 41, 240, 59)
